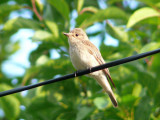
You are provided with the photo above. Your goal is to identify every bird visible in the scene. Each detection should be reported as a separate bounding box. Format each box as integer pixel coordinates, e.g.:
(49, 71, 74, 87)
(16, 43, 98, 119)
(63, 28, 118, 107)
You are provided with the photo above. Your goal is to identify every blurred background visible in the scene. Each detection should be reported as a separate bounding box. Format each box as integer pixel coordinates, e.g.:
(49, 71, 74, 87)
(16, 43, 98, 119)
(0, 0, 160, 119)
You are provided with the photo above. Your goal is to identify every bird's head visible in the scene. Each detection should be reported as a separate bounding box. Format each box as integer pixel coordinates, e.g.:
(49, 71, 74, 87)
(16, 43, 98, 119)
(63, 28, 89, 42)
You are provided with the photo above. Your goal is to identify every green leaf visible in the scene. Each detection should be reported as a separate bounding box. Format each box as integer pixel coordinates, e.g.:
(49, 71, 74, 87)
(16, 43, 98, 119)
(47, 0, 70, 20)
(127, 7, 160, 28)
(106, 23, 128, 42)
(132, 83, 142, 97)
(0, 96, 20, 120)
(0, 84, 20, 120)
(32, 30, 53, 41)
(135, 97, 152, 120)
(76, 13, 92, 27)
(93, 97, 109, 109)
(45, 20, 59, 37)
(3, 17, 41, 32)
(0, 4, 22, 15)
(140, 42, 160, 53)
(80, 7, 127, 28)
(0, 3, 22, 23)
(137, 0, 160, 6)
(36, 55, 49, 66)
(76, 106, 93, 120)
(77, 0, 84, 13)
(121, 94, 137, 106)
(156, 2, 160, 8)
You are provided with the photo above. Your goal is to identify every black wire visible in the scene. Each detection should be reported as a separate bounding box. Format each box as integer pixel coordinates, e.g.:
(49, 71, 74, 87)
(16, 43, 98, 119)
(0, 48, 160, 97)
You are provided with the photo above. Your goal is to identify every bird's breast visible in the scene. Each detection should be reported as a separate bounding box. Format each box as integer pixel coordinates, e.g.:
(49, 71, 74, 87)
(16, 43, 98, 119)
(69, 43, 89, 70)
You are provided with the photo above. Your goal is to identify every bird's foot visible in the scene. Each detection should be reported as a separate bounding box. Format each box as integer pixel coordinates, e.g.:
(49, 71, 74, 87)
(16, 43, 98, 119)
(89, 67, 92, 73)
(74, 71, 78, 77)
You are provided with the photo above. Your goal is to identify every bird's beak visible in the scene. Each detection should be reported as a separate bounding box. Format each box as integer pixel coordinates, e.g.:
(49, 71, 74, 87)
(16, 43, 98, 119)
(63, 32, 70, 37)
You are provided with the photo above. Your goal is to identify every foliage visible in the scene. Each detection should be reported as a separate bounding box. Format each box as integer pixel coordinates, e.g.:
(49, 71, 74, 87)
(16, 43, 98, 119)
(0, 0, 160, 119)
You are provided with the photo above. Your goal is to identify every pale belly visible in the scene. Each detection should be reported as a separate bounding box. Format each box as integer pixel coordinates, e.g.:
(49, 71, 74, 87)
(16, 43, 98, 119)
(69, 45, 99, 71)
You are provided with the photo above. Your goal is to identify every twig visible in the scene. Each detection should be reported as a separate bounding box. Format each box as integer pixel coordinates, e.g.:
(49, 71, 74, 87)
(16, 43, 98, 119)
(31, 0, 43, 21)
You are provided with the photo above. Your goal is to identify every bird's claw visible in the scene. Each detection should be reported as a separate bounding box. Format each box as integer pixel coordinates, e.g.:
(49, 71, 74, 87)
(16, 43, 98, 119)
(89, 68, 92, 73)
(74, 71, 78, 77)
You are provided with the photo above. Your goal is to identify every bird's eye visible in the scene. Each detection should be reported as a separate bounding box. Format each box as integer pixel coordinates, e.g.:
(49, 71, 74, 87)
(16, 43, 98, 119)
(75, 34, 79, 37)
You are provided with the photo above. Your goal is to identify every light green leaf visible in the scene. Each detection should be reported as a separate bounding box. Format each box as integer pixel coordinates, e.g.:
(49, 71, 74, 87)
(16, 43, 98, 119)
(0, 84, 20, 120)
(3, 17, 41, 31)
(132, 83, 142, 97)
(107, 23, 128, 42)
(32, 30, 53, 41)
(0, 96, 20, 120)
(140, 42, 160, 53)
(77, 0, 84, 13)
(0, 84, 12, 92)
(156, 2, 160, 8)
(127, 7, 160, 28)
(35, 0, 44, 12)
(80, 6, 98, 14)
(47, 0, 70, 20)
(36, 55, 49, 66)
(76, 106, 93, 120)
(45, 20, 59, 37)
(93, 97, 108, 109)
(80, 7, 127, 28)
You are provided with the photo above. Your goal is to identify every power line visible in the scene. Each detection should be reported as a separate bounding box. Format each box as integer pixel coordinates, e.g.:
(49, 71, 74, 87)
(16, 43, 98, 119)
(0, 48, 160, 97)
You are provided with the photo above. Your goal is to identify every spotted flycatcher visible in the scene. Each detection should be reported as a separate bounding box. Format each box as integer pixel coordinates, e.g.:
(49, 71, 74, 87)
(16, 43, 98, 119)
(63, 28, 118, 107)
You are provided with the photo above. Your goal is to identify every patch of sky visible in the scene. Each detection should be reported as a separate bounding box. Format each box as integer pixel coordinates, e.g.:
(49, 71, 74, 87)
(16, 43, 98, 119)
(98, 0, 107, 9)
(31, 78, 38, 84)
(11, 78, 18, 85)
(104, 34, 119, 46)
(0, 109, 4, 118)
(86, 23, 104, 48)
(54, 74, 62, 79)
(7, 0, 16, 5)
(0, 25, 4, 30)
(50, 49, 60, 59)
(9, 9, 33, 19)
(70, 10, 78, 30)
(2, 7, 37, 77)
(2, 29, 37, 77)
(20, 105, 26, 111)
(21, 90, 28, 97)
(123, 0, 139, 9)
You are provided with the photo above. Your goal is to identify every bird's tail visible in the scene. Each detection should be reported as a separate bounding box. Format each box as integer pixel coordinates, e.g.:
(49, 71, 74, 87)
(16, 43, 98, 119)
(95, 75, 118, 107)
(107, 90, 118, 107)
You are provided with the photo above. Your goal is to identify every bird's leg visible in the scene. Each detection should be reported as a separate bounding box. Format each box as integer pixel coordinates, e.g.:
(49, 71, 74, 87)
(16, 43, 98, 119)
(89, 67, 92, 73)
(74, 71, 78, 77)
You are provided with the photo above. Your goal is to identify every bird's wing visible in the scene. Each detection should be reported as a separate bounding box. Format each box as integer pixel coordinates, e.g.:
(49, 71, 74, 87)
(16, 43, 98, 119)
(82, 40, 115, 88)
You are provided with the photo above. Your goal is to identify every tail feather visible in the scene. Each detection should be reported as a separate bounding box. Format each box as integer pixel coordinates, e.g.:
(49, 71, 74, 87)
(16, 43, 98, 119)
(108, 91, 118, 107)
(94, 75, 118, 107)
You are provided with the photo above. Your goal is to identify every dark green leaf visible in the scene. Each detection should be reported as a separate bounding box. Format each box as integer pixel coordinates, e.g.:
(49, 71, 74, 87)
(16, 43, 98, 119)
(47, 0, 70, 20)
(135, 97, 152, 120)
